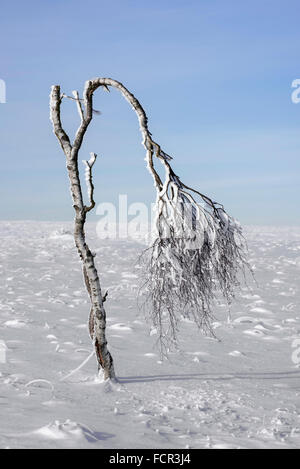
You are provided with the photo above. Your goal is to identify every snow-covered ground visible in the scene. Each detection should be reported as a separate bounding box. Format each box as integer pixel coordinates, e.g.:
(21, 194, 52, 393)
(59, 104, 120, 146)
(0, 222, 299, 449)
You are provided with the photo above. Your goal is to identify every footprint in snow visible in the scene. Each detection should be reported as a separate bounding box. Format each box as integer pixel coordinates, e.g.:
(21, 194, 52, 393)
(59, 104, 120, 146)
(108, 323, 132, 332)
(234, 316, 259, 325)
(250, 307, 273, 315)
(228, 351, 246, 357)
(3, 319, 28, 329)
(243, 329, 266, 337)
(33, 420, 114, 443)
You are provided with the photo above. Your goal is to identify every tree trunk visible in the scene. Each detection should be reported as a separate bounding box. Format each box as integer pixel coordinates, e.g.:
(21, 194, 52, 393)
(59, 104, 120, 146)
(50, 85, 115, 380)
(66, 157, 115, 380)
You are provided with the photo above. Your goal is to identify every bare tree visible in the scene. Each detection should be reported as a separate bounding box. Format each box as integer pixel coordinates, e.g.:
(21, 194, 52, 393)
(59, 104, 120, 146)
(50, 77, 250, 379)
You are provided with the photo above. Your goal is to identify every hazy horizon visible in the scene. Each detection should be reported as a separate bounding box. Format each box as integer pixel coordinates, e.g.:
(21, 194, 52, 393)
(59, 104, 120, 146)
(1, 0, 300, 225)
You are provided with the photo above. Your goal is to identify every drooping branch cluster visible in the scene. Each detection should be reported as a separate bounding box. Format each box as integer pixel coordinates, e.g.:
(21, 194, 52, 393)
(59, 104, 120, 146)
(139, 139, 251, 354)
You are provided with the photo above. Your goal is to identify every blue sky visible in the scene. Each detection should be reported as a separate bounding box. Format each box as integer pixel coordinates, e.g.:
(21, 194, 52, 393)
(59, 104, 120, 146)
(0, 0, 299, 224)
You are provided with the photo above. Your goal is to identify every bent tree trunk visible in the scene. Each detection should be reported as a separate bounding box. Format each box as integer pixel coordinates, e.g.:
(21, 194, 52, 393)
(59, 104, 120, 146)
(50, 77, 249, 377)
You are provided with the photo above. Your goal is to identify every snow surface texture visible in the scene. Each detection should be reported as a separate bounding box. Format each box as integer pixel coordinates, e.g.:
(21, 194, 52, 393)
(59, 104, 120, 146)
(0, 221, 299, 449)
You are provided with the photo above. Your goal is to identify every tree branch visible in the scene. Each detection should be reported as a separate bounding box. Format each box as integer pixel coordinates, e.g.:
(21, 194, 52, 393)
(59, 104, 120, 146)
(72, 90, 84, 122)
(83, 152, 97, 212)
(50, 85, 72, 156)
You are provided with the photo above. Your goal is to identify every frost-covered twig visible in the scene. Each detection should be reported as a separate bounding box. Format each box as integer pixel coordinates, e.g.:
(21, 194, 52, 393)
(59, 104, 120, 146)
(60, 350, 95, 382)
(83, 152, 97, 212)
(72, 90, 84, 122)
(61, 92, 101, 115)
(139, 156, 251, 352)
(25, 379, 54, 393)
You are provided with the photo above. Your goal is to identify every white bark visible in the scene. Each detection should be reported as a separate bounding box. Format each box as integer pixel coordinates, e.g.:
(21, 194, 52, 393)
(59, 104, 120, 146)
(50, 85, 115, 380)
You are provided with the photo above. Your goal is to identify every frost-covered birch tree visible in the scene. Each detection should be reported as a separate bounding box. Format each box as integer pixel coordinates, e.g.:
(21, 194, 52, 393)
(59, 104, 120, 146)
(50, 77, 249, 379)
